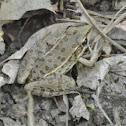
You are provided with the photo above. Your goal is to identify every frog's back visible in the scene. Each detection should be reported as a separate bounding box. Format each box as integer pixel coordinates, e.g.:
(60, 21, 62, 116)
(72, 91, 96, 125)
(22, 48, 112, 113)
(32, 25, 91, 78)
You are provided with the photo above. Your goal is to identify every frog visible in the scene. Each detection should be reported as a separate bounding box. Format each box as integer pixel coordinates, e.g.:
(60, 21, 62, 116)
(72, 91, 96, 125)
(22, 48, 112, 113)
(16, 23, 102, 126)
(17, 23, 100, 97)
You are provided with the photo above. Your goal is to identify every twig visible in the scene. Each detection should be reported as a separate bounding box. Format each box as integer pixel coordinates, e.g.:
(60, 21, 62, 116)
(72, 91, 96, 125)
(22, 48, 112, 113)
(63, 95, 69, 126)
(93, 4, 126, 44)
(107, 4, 126, 26)
(92, 94, 114, 125)
(56, 18, 83, 23)
(76, 0, 126, 53)
(60, 0, 64, 11)
(18, 11, 36, 47)
(27, 91, 34, 126)
(77, 89, 126, 99)
(87, 10, 118, 19)
(113, 107, 122, 126)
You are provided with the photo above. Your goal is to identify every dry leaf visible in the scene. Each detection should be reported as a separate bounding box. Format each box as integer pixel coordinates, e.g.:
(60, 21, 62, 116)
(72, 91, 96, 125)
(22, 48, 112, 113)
(0, 117, 24, 126)
(77, 63, 109, 90)
(51, 108, 61, 118)
(0, 0, 55, 21)
(37, 119, 48, 126)
(2, 60, 19, 84)
(69, 95, 90, 120)
(77, 54, 126, 90)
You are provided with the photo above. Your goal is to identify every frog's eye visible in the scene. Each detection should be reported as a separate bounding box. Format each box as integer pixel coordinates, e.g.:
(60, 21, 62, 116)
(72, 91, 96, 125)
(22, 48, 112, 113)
(82, 38, 87, 46)
(66, 26, 77, 35)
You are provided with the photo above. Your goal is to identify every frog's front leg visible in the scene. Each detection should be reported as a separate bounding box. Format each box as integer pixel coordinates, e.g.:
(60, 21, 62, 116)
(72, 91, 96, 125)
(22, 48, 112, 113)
(78, 42, 102, 67)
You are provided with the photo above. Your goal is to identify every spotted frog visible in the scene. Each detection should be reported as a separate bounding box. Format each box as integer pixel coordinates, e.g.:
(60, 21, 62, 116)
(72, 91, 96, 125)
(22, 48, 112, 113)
(17, 24, 92, 97)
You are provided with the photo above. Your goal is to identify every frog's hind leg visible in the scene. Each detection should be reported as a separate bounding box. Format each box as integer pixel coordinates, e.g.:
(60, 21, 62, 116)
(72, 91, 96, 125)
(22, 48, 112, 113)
(24, 74, 76, 126)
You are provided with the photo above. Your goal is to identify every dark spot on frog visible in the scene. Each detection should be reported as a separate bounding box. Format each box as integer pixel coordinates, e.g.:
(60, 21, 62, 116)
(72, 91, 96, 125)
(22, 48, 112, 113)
(48, 59, 52, 62)
(37, 77, 40, 80)
(38, 50, 44, 54)
(30, 63, 34, 66)
(32, 70, 36, 74)
(35, 65, 38, 68)
(54, 64, 58, 68)
(61, 48, 65, 52)
(40, 58, 45, 62)
(45, 66, 49, 70)
(61, 57, 65, 62)
(48, 53, 52, 56)
(40, 70, 44, 74)
(63, 36, 68, 41)
(33, 78, 37, 81)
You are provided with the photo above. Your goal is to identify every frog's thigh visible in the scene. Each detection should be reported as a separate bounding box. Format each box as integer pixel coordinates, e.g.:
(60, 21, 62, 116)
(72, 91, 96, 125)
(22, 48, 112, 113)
(24, 74, 76, 96)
